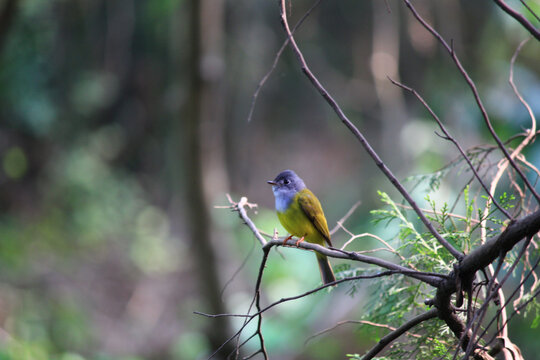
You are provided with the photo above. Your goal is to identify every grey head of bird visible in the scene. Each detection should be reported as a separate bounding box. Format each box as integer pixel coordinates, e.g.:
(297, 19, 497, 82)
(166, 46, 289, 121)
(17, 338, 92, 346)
(267, 170, 306, 212)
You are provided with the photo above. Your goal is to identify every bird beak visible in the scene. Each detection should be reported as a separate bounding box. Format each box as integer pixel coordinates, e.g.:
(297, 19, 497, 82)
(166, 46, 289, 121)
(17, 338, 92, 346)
(267, 180, 277, 185)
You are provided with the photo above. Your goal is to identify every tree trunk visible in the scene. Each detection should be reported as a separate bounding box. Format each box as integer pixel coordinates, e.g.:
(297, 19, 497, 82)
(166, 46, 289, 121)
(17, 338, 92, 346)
(183, 0, 232, 357)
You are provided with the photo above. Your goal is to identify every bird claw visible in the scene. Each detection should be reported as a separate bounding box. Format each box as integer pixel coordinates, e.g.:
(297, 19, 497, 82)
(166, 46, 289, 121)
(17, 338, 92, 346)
(282, 235, 293, 246)
(295, 236, 305, 247)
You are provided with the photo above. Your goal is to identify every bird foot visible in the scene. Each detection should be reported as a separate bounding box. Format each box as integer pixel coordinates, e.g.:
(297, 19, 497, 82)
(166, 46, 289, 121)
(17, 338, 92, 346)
(295, 236, 305, 247)
(282, 235, 293, 246)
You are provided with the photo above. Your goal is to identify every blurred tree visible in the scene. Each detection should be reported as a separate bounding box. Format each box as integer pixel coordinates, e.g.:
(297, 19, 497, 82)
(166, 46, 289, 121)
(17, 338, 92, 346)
(0, 0, 17, 54)
(182, 0, 232, 357)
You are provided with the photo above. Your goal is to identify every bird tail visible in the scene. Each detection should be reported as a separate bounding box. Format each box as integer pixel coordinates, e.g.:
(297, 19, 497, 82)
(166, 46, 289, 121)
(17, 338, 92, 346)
(316, 253, 336, 285)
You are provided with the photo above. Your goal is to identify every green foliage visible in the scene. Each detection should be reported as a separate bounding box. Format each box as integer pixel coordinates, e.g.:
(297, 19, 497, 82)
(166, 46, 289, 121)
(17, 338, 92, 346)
(348, 158, 532, 359)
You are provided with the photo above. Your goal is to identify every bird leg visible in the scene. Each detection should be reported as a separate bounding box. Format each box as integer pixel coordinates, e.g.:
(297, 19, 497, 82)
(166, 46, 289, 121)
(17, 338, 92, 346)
(282, 234, 293, 246)
(295, 236, 305, 247)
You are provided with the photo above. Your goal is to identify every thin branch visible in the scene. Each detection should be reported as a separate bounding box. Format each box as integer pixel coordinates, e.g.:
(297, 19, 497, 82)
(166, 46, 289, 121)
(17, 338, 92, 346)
(509, 38, 536, 154)
(226, 194, 267, 246)
(361, 309, 439, 360)
(253, 248, 270, 359)
(330, 200, 362, 235)
(263, 238, 445, 286)
(204, 269, 433, 359)
(221, 237, 256, 299)
(304, 318, 445, 346)
(481, 256, 540, 347)
(395, 202, 481, 224)
(278, 0, 463, 260)
(247, 0, 323, 122)
(493, 0, 540, 40)
(389, 77, 513, 220)
(338, 228, 412, 268)
(459, 205, 533, 356)
(401, 0, 540, 205)
(519, 0, 540, 22)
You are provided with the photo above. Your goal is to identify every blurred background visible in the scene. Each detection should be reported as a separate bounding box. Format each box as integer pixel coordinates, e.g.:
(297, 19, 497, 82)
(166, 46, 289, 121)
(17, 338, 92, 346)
(0, 0, 538, 359)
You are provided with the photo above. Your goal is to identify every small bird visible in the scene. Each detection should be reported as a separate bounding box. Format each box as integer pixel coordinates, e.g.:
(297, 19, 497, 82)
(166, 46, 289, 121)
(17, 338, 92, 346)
(267, 170, 336, 285)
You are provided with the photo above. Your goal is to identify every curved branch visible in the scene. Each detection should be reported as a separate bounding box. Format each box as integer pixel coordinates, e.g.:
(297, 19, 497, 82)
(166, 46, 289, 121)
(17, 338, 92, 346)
(460, 209, 540, 275)
(401, 0, 540, 205)
(389, 78, 513, 220)
(493, 0, 540, 40)
(247, 0, 323, 122)
(433, 209, 540, 359)
(361, 309, 439, 360)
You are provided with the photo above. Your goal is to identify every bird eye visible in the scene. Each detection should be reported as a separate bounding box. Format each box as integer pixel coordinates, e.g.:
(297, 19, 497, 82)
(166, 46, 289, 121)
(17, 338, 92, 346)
(283, 179, 290, 185)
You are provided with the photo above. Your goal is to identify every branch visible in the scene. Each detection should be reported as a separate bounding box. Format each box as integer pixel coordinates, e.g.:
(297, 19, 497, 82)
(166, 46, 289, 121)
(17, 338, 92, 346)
(225, 194, 267, 246)
(520, 0, 540, 22)
(278, 0, 463, 261)
(247, 0, 323, 122)
(361, 309, 438, 360)
(478, 255, 540, 350)
(401, 0, 540, 205)
(263, 238, 445, 286)
(201, 269, 435, 358)
(493, 0, 540, 40)
(330, 200, 362, 235)
(459, 209, 540, 275)
(433, 209, 540, 358)
(463, 237, 533, 358)
(389, 77, 513, 220)
(252, 248, 270, 359)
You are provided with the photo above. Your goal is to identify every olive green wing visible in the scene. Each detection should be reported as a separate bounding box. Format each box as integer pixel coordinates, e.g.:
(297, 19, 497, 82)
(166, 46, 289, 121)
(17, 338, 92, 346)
(297, 189, 333, 247)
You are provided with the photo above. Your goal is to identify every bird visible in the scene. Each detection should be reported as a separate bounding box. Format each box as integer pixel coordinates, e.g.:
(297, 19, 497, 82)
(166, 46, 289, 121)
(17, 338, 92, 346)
(267, 170, 336, 285)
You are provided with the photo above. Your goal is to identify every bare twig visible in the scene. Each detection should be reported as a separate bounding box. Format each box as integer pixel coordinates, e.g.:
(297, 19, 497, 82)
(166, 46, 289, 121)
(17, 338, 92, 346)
(461, 236, 533, 358)
(338, 228, 412, 268)
(481, 256, 540, 347)
(253, 248, 270, 359)
(519, 0, 540, 21)
(221, 237, 256, 299)
(304, 318, 445, 346)
(202, 268, 438, 358)
(493, 0, 540, 40)
(226, 194, 267, 246)
(479, 258, 540, 344)
(389, 77, 513, 220)
(330, 200, 362, 235)
(401, 0, 540, 205)
(247, 0, 323, 122)
(361, 309, 439, 360)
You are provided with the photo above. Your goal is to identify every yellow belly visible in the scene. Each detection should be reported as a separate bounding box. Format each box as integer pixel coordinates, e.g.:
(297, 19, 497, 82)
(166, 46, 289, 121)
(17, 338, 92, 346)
(277, 195, 325, 245)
